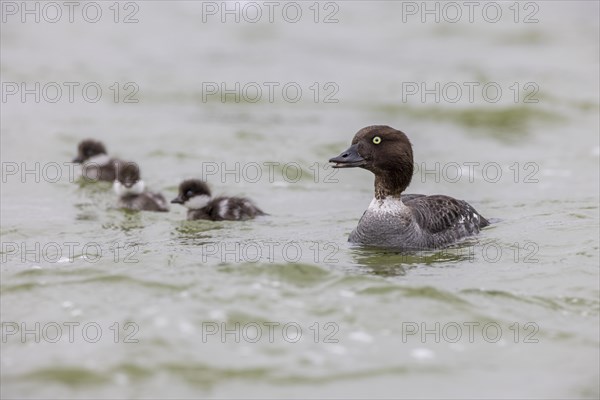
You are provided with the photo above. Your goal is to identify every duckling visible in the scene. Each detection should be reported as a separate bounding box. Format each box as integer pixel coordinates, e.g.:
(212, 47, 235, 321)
(113, 162, 168, 212)
(171, 179, 265, 221)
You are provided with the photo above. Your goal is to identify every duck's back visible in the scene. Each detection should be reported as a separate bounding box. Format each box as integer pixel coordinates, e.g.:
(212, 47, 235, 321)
(406, 194, 488, 245)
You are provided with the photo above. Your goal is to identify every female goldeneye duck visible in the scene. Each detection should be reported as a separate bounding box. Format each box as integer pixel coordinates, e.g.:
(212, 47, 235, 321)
(113, 162, 169, 212)
(171, 179, 265, 221)
(73, 139, 125, 182)
(329, 125, 489, 250)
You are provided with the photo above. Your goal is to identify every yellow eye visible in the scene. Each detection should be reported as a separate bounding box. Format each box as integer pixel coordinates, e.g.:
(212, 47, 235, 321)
(372, 136, 381, 144)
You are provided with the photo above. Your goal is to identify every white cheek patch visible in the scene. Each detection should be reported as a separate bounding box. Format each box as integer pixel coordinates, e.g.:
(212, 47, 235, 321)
(184, 195, 210, 210)
(113, 180, 145, 196)
(113, 180, 125, 196)
(129, 180, 145, 195)
(85, 154, 111, 166)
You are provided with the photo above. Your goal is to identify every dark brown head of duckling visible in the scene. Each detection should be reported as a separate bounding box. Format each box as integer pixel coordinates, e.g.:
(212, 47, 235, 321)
(73, 139, 107, 163)
(116, 162, 141, 188)
(171, 179, 211, 204)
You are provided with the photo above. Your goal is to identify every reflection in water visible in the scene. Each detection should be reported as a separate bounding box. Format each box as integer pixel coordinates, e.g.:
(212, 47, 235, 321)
(73, 202, 98, 222)
(74, 180, 113, 221)
(350, 240, 478, 277)
(75, 178, 163, 233)
(171, 220, 225, 245)
(101, 209, 146, 233)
